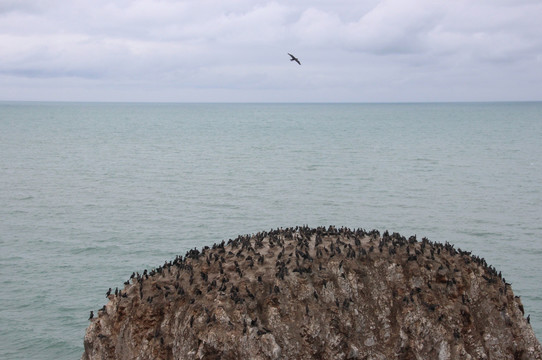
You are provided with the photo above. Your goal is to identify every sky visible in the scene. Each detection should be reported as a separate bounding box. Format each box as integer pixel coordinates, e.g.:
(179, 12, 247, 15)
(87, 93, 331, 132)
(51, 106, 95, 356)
(1, 0, 541, 103)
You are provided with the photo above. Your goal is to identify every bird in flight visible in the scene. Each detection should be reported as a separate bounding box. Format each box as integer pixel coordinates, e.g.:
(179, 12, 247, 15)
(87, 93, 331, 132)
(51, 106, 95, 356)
(288, 53, 301, 65)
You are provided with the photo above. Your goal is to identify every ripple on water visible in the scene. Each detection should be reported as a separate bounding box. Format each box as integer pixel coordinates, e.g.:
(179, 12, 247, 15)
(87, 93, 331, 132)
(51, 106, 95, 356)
(2, 102, 542, 359)
(69, 244, 122, 255)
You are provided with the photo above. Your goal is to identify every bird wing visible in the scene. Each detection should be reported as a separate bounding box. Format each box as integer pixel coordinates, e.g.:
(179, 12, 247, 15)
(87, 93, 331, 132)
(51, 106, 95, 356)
(288, 53, 301, 65)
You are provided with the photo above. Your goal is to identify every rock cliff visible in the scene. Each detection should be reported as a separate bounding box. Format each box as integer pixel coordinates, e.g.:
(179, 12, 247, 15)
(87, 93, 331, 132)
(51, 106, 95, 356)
(82, 226, 541, 359)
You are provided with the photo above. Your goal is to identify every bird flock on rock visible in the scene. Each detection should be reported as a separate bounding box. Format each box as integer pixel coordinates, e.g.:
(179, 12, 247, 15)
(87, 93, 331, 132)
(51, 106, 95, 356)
(87, 225, 529, 336)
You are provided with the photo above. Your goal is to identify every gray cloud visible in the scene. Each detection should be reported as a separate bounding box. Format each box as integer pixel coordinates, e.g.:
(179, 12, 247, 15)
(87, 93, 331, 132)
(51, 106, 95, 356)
(0, 0, 541, 102)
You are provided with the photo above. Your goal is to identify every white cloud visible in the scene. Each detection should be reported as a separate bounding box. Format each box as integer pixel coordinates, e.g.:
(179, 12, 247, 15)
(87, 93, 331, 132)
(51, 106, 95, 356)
(343, 1, 444, 54)
(0, 0, 541, 101)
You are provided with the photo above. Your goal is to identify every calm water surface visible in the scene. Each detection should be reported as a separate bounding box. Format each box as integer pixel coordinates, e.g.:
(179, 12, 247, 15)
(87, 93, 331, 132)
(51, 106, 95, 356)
(1, 102, 541, 359)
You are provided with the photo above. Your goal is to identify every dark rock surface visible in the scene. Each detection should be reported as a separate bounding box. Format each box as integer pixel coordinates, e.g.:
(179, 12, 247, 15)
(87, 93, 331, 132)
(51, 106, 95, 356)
(82, 226, 541, 359)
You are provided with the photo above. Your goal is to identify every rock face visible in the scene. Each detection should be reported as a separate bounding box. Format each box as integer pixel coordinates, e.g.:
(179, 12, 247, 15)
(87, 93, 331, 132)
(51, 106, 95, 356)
(82, 226, 541, 359)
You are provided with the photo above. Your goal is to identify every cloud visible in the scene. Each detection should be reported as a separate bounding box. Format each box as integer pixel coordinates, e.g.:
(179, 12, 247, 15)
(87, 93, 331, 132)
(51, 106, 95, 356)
(0, 0, 541, 101)
(428, 1, 542, 63)
(344, 1, 444, 55)
(0, 0, 54, 15)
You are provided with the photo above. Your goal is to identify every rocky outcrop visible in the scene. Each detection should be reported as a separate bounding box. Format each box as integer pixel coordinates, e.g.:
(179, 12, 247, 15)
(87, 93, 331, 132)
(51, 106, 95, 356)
(82, 226, 541, 359)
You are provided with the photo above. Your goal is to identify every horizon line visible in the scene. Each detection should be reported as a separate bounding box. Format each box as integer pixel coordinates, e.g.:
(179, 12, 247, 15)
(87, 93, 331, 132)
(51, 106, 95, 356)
(2, 100, 541, 105)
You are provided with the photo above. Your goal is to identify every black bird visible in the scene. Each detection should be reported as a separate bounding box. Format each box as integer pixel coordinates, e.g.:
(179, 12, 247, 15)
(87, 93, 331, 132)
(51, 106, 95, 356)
(89, 311, 94, 320)
(288, 53, 301, 65)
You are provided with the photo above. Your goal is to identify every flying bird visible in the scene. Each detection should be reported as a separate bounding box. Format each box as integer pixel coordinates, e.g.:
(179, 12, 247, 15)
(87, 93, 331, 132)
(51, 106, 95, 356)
(288, 53, 301, 65)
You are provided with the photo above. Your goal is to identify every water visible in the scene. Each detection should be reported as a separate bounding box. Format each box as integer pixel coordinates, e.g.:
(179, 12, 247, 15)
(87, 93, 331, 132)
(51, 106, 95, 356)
(1, 102, 541, 359)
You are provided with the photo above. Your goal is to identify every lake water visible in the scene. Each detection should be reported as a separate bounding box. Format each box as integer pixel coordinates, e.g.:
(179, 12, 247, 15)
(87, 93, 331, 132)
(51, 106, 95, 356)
(1, 102, 541, 359)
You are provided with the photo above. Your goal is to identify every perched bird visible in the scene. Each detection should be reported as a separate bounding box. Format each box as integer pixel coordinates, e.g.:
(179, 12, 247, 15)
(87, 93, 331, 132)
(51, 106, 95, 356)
(288, 53, 301, 65)
(89, 311, 94, 320)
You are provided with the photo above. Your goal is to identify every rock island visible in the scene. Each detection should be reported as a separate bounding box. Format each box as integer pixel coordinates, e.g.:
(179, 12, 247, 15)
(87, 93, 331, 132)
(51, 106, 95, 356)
(82, 226, 541, 359)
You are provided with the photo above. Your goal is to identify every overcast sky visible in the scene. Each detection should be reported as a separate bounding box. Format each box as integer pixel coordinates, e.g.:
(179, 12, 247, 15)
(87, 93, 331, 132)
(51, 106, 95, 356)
(1, 0, 541, 102)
